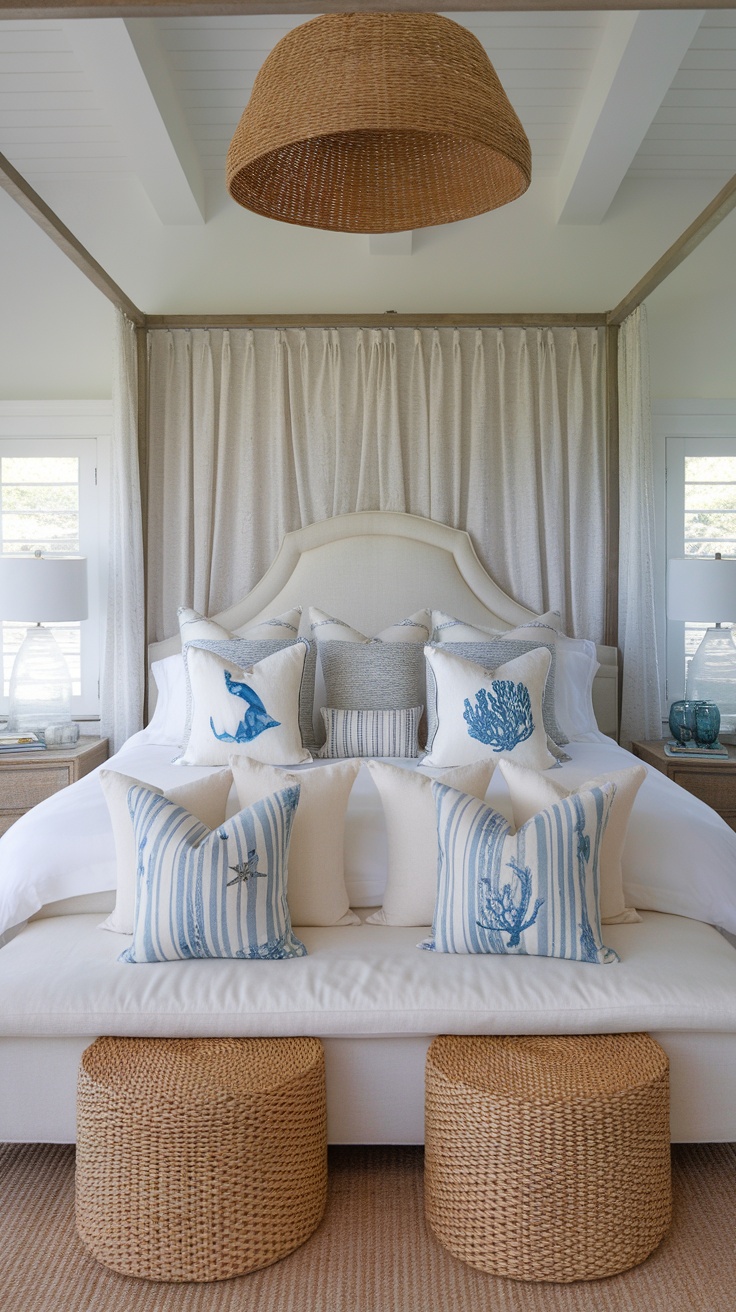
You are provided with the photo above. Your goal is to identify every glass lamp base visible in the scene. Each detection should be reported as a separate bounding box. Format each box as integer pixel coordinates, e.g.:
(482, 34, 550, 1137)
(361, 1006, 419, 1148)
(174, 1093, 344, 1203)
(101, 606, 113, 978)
(6, 625, 74, 733)
(686, 626, 736, 735)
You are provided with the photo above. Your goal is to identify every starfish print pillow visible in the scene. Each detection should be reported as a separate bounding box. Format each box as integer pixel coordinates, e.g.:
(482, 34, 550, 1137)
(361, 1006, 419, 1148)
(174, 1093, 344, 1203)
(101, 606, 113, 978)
(421, 780, 619, 964)
(120, 782, 306, 963)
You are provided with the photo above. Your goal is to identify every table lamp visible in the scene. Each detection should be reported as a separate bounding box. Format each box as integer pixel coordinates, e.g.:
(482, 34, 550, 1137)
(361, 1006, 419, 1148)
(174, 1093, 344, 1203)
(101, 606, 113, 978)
(667, 554, 736, 734)
(0, 552, 88, 734)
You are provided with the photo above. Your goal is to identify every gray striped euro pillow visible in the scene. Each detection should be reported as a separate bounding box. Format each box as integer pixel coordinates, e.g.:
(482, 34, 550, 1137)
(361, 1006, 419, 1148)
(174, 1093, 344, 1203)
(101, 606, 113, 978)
(318, 706, 422, 759)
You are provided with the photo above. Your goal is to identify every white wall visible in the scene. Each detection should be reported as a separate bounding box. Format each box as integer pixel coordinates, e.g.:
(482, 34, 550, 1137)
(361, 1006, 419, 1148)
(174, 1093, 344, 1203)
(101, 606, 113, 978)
(0, 190, 115, 401)
(0, 171, 724, 400)
(647, 206, 736, 401)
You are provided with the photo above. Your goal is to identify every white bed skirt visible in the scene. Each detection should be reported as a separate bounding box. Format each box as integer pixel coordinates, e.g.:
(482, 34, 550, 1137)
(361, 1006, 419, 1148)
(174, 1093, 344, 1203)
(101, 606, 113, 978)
(2, 1030, 735, 1145)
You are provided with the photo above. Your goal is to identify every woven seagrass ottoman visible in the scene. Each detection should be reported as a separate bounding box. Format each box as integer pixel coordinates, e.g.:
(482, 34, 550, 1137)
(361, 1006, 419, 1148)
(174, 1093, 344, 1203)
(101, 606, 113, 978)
(75, 1036, 327, 1282)
(425, 1033, 671, 1283)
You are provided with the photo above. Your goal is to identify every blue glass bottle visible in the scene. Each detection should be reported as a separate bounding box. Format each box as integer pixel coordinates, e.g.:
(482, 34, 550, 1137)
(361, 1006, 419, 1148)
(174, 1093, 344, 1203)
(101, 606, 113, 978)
(693, 701, 721, 748)
(668, 700, 697, 745)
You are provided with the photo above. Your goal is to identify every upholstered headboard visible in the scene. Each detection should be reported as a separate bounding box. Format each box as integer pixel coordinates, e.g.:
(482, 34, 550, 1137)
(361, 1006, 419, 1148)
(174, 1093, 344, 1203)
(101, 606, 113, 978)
(149, 511, 619, 738)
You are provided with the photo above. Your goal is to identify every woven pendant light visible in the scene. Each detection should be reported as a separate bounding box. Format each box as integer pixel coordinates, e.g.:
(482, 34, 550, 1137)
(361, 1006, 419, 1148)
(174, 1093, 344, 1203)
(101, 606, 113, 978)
(226, 13, 531, 234)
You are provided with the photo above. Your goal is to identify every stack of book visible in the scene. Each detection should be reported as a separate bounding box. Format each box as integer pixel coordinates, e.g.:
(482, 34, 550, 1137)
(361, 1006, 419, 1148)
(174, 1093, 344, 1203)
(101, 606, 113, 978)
(664, 739, 730, 760)
(0, 732, 47, 754)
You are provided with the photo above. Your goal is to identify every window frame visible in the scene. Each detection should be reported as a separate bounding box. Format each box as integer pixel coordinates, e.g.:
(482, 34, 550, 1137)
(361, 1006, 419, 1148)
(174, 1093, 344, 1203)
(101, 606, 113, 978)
(652, 400, 736, 727)
(0, 402, 111, 721)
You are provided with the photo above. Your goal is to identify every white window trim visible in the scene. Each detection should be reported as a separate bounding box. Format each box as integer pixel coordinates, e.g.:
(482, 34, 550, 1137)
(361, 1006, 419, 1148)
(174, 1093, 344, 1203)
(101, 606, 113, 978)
(652, 400, 736, 727)
(0, 401, 111, 722)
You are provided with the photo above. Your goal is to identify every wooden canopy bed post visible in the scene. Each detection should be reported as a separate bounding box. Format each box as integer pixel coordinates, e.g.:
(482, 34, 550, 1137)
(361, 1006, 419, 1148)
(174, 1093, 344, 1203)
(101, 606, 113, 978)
(605, 322, 621, 666)
(135, 323, 150, 725)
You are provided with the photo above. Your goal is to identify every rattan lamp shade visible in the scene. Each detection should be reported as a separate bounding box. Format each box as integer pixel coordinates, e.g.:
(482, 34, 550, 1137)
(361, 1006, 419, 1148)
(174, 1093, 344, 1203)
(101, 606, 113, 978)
(226, 14, 531, 233)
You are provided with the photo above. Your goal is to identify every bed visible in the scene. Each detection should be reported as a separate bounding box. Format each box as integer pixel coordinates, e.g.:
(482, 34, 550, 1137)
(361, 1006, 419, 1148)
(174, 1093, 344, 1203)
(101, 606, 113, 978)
(1, 512, 736, 1147)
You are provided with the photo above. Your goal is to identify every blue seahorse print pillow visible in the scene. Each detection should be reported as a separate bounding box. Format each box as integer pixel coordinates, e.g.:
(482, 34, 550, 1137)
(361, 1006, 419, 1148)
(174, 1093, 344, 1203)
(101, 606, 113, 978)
(120, 782, 307, 963)
(177, 641, 312, 767)
(422, 644, 556, 771)
(421, 780, 619, 964)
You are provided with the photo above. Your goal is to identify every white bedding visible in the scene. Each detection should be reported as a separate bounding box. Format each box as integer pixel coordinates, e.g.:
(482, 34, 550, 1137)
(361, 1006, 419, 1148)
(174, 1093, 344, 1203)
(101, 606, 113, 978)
(2, 731, 736, 940)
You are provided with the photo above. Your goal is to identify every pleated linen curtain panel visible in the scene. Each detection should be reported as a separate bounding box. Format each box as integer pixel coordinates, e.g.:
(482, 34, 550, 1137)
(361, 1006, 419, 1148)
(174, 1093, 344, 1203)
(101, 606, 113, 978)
(146, 326, 607, 651)
(618, 306, 662, 748)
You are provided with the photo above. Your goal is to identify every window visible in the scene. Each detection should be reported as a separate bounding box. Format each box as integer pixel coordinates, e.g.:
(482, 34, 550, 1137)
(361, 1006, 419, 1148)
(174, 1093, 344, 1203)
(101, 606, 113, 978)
(0, 404, 111, 720)
(653, 403, 736, 721)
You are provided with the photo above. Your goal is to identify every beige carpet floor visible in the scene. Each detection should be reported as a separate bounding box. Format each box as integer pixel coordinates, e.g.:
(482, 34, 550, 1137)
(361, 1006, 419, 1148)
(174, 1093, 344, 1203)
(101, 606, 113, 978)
(1, 1142, 735, 1312)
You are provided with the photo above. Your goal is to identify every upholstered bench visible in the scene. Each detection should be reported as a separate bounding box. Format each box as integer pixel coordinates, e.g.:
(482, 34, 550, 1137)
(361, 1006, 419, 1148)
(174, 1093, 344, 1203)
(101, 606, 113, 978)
(424, 1033, 671, 1282)
(75, 1036, 327, 1282)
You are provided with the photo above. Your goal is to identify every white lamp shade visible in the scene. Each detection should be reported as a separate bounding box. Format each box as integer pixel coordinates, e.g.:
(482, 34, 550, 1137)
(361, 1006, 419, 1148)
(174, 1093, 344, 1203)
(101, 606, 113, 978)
(0, 555, 88, 623)
(667, 557, 736, 623)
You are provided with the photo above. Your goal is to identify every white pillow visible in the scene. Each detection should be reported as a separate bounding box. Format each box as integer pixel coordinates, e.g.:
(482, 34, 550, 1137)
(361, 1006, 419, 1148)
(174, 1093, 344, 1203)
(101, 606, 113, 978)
(230, 756, 360, 926)
(430, 609, 502, 642)
(178, 605, 302, 643)
(499, 758, 645, 925)
(551, 636, 600, 739)
(144, 653, 187, 746)
(178, 642, 311, 767)
(431, 609, 563, 643)
(423, 644, 556, 770)
(99, 767, 233, 935)
(498, 614, 600, 740)
(121, 783, 305, 963)
(422, 780, 619, 963)
(309, 607, 431, 643)
(366, 759, 496, 926)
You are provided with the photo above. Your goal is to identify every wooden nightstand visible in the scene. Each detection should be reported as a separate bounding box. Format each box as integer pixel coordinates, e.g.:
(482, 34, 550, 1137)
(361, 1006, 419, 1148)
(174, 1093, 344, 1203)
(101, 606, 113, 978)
(631, 739, 736, 833)
(0, 735, 109, 836)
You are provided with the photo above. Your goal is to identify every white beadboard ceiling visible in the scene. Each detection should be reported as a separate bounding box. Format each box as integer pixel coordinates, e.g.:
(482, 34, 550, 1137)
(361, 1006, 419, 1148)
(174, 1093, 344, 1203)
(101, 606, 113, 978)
(0, 9, 734, 229)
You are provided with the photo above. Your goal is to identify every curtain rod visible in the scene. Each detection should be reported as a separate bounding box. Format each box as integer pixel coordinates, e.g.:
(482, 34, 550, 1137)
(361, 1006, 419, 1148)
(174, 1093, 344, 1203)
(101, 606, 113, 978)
(144, 313, 609, 329)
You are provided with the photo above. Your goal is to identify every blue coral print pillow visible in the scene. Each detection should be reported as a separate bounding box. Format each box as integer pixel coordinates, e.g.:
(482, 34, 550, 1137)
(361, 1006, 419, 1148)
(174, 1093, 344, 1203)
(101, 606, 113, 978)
(422, 644, 556, 770)
(422, 781, 619, 964)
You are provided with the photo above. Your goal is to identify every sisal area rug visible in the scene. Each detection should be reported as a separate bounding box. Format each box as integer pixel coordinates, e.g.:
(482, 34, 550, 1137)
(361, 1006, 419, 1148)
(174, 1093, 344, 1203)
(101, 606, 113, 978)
(1, 1142, 735, 1312)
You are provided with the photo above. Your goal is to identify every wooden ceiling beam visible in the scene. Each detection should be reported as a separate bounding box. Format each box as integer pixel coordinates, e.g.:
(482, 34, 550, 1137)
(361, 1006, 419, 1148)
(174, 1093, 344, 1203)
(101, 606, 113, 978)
(608, 172, 736, 326)
(0, 151, 146, 326)
(0, 0, 730, 18)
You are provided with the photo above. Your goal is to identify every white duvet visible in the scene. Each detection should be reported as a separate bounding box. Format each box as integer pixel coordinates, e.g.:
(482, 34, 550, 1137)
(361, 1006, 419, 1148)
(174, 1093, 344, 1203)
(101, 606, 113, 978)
(1, 730, 736, 940)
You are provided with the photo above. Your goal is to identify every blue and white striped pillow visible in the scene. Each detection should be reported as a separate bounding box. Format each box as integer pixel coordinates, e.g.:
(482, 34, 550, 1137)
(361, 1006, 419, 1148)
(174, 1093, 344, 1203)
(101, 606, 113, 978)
(318, 706, 422, 758)
(422, 781, 619, 964)
(120, 783, 306, 963)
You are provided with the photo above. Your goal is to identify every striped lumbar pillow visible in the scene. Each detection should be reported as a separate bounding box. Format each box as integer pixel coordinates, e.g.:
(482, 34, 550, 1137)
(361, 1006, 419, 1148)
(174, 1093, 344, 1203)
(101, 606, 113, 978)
(318, 706, 422, 758)
(120, 783, 306, 963)
(422, 780, 619, 964)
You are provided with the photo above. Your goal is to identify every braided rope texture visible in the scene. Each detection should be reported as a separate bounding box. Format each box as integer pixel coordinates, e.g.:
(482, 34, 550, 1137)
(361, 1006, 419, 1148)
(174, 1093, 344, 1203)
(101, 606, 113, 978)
(75, 1036, 327, 1282)
(226, 13, 531, 233)
(425, 1033, 671, 1283)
